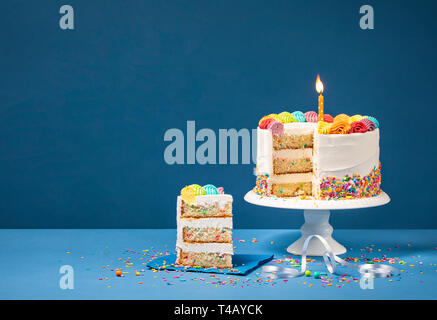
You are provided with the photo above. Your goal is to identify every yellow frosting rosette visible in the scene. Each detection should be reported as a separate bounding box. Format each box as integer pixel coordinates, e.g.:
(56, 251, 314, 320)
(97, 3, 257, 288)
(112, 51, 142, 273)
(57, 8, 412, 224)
(259, 114, 281, 127)
(349, 114, 364, 124)
(318, 121, 331, 134)
(180, 184, 205, 205)
(266, 113, 283, 123)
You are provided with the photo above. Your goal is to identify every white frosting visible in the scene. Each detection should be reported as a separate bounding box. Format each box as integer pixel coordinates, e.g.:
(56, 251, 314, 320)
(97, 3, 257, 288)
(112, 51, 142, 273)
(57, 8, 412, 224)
(176, 195, 233, 254)
(283, 122, 317, 135)
(256, 123, 380, 199)
(256, 127, 274, 175)
(312, 127, 321, 197)
(178, 217, 233, 229)
(317, 129, 379, 179)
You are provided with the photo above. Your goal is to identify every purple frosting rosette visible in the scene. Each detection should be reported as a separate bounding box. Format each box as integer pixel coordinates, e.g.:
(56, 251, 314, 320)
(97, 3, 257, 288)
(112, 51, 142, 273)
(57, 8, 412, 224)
(266, 120, 284, 135)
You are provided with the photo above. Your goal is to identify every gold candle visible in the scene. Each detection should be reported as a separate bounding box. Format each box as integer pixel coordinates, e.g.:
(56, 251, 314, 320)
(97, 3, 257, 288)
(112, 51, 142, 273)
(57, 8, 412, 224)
(315, 74, 324, 122)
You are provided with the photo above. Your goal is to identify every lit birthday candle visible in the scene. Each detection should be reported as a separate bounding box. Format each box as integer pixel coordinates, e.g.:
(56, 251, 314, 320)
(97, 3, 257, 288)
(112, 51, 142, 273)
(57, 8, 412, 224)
(315, 74, 324, 122)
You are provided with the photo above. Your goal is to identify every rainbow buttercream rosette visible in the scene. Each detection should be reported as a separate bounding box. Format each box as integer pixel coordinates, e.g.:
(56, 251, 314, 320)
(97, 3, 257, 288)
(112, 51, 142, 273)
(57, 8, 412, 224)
(291, 111, 306, 122)
(278, 111, 297, 123)
(180, 184, 224, 204)
(258, 111, 379, 135)
(304, 111, 318, 122)
(202, 184, 219, 195)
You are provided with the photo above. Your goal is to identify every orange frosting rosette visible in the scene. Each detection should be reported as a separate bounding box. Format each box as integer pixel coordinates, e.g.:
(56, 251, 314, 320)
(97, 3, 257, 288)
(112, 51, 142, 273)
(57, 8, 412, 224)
(333, 113, 350, 123)
(329, 119, 350, 134)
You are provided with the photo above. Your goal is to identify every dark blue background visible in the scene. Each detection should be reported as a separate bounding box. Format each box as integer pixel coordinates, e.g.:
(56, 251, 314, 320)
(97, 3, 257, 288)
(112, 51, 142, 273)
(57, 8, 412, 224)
(0, 0, 435, 228)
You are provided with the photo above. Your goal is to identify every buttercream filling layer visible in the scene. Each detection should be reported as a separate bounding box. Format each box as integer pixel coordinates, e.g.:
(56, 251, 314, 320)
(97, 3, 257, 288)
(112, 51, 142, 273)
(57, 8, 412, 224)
(176, 242, 234, 254)
(179, 217, 233, 229)
(273, 148, 313, 159)
(194, 195, 233, 209)
(269, 172, 313, 183)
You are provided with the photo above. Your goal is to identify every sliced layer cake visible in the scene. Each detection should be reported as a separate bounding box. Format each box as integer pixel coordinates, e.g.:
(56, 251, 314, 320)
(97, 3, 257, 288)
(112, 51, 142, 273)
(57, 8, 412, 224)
(255, 110, 381, 200)
(176, 184, 233, 269)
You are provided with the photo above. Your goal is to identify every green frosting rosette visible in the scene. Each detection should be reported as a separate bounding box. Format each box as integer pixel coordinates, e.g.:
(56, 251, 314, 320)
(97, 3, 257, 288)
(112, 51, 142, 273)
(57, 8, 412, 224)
(278, 111, 297, 123)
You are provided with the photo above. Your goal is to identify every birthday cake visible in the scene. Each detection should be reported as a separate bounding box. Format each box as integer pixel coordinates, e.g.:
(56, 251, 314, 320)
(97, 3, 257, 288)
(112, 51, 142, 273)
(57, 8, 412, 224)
(254, 111, 381, 200)
(176, 184, 233, 268)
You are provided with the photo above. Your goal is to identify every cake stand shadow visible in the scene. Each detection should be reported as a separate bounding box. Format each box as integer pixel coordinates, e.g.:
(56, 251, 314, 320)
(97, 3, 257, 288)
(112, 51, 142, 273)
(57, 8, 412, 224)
(244, 190, 390, 256)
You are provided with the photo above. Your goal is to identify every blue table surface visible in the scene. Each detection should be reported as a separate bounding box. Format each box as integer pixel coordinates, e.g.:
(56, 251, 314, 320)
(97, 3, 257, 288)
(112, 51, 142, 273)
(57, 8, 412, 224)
(1, 229, 436, 300)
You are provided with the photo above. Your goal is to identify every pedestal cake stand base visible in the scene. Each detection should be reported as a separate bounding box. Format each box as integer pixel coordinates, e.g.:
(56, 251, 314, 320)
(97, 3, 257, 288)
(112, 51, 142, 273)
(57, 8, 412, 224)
(244, 191, 390, 256)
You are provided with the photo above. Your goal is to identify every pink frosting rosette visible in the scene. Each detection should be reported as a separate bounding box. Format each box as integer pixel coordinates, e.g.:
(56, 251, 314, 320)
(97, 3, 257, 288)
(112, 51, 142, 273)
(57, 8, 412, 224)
(304, 111, 318, 122)
(360, 118, 376, 131)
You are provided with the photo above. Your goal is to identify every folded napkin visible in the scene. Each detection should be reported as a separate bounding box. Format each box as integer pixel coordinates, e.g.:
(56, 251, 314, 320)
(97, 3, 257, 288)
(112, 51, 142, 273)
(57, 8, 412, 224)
(147, 253, 274, 276)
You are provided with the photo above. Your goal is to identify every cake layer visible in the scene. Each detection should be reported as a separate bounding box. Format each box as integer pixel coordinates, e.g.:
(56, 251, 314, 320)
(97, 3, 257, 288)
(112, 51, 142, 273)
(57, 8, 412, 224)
(273, 158, 312, 174)
(176, 249, 232, 269)
(182, 227, 232, 243)
(179, 197, 232, 218)
(271, 182, 312, 197)
(273, 134, 313, 150)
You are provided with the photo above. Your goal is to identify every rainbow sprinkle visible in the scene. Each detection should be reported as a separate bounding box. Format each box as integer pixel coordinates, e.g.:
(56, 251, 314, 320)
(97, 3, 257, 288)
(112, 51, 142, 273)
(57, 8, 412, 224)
(320, 163, 381, 200)
(254, 174, 270, 197)
(254, 164, 381, 200)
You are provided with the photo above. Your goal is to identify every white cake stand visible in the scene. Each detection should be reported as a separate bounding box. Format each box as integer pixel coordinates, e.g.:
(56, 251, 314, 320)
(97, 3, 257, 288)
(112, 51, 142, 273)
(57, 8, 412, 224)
(244, 190, 390, 256)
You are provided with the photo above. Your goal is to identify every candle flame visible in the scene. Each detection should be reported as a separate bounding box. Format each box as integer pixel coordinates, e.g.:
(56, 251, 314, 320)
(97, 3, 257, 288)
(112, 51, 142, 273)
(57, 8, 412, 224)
(315, 74, 324, 94)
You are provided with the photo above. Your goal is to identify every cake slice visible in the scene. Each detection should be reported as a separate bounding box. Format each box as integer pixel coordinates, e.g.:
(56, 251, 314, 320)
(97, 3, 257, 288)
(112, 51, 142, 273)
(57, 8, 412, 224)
(176, 184, 233, 269)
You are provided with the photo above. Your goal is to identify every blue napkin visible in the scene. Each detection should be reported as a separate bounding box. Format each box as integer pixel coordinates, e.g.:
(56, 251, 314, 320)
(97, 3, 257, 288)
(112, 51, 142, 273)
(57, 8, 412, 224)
(146, 254, 274, 276)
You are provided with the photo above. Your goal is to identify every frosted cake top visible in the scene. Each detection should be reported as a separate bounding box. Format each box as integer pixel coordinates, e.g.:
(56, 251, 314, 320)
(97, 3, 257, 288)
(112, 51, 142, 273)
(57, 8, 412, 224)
(258, 111, 379, 135)
(180, 184, 227, 205)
